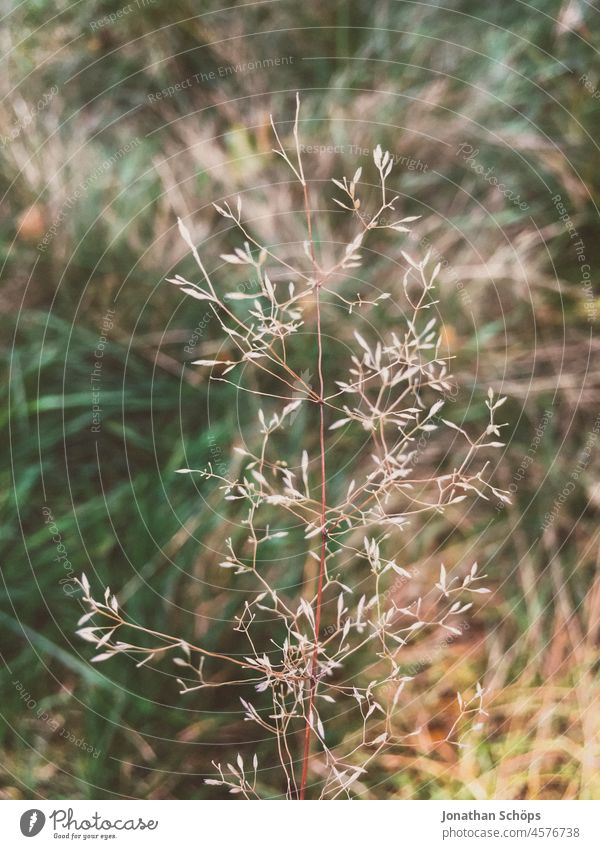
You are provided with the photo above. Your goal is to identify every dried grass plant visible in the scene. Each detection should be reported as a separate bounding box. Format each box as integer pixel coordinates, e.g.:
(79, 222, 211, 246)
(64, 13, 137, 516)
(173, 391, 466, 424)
(76, 97, 509, 799)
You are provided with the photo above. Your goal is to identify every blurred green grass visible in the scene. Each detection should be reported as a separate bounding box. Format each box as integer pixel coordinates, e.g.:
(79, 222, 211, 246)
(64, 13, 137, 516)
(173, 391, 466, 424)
(2, 0, 600, 799)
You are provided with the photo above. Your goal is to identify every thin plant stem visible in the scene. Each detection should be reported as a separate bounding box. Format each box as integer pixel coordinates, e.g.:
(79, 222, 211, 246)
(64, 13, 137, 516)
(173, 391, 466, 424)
(299, 176, 328, 800)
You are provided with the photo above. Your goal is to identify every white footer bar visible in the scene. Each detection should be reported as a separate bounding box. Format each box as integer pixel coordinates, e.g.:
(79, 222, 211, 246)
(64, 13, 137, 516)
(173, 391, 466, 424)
(0, 800, 596, 848)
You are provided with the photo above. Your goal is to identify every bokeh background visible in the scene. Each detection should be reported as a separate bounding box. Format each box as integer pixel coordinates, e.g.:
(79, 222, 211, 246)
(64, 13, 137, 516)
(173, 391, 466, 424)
(2, 0, 600, 799)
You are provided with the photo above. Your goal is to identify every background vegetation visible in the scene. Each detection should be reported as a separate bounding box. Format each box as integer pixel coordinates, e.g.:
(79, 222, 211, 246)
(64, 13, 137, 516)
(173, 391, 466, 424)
(2, 0, 600, 799)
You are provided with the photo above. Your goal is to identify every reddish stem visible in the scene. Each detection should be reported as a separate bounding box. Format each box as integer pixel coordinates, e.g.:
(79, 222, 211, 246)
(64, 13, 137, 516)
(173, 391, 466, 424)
(299, 181, 327, 800)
